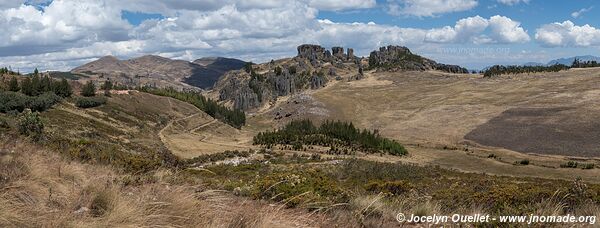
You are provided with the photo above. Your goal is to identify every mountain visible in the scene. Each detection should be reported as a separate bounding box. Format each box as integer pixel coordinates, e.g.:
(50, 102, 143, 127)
(547, 55, 600, 66)
(183, 57, 248, 90)
(522, 62, 546, 67)
(71, 55, 246, 89)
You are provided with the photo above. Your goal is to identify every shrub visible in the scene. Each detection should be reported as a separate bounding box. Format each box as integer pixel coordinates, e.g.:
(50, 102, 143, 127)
(560, 161, 579, 168)
(364, 180, 412, 195)
(515, 159, 530, 165)
(582, 163, 595, 170)
(0, 117, 9, 129)
(0, 91, 28, 113)
(27, 92, 62, 112)
(75, 96, 107, 108)
(17, 110, 44, 141)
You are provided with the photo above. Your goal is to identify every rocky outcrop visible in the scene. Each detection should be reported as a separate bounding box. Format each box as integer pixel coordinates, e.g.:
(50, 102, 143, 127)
(234, 86, 261, 110)
(310, 75, 328, 89)
(274, 71, 297, 96)
(347, 48, 355, 61)
(368, 45, 468, 73)
(297, 44, 359, 65)
(332, 47, 345, 59)
(214, 44, 468, 111)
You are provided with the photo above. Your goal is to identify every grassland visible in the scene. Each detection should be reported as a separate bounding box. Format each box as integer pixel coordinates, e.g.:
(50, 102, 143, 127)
(295, 68, 600, 182)
(4, 67, 600, 227)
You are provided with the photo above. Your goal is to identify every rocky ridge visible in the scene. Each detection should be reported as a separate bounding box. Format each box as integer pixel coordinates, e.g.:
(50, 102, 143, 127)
(369, 46, 469, 74)
(214, 44, 469, 111)
(213, 45, 362, 110)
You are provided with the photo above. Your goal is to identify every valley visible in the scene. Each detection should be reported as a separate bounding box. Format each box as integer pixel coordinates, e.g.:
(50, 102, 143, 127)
(3, 45, 600, 227)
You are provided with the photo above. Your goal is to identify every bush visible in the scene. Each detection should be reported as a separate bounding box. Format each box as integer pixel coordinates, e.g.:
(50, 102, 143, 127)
(0, 91, 61, 113)
(0, 117, 9, 129)
(27, 92, 62, 112)
(515, 159, 530, 165)
(582, 163, 595, 170)
(364, 180, 412, 195)
(75, 96, 107, 108)
(0, 91, 28, 113)
(560, 161, 579, 168)
(17, 110, 44, 141)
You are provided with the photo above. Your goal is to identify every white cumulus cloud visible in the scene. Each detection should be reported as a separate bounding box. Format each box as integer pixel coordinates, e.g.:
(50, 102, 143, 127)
(425, 15, 529, 44)
(535, 21, 600, 47)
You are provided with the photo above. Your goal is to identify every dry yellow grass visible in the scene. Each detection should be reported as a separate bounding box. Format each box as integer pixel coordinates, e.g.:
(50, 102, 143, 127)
(289, 68, 600, 182)
(0, 138, 324, 227)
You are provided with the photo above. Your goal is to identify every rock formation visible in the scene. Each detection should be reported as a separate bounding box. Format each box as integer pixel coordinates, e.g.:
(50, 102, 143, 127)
(369, 45, 468, 73)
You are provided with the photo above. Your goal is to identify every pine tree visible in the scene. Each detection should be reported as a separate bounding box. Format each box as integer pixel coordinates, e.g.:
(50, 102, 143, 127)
(81, 81, 96, 97)
(101, 80, 113, 91)
(31, 74, 42, 96)
(52, 79, 73, 98)
(21, 77, 33, 96)
(8, 77, 20, 92)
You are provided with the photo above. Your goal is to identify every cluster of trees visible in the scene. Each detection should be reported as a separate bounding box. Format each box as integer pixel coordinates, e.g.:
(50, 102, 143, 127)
(483, 64, 569, 77)
(8, 74, 72, 98)
(139, 87, 246, 129)
(0, 67, 18, 75)
(0, 69, 73, 113)
(571, 59, 600, 68)
(253, 119, 408, 156)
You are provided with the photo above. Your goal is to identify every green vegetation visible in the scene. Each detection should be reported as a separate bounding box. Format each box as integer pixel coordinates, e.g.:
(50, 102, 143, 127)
(17, 110, 44, 141)
(100, 80, 113, 90)
(515, 159, 530, 165)
(572, 58, 600, 68)
(561, 161, 595, 169)
(14, 74, 72, 98)
(253, 119, 407, 156)
(193, 158, 600, 218)
(483, 64, 569, 77)
(0, 91, 62, 113)
(81, 81, 97, 97)
(0, 67, 19, 75)
(75, 96, 107, 108)
(8, 77, 19, 92)
(561, 161, 579, 168)
(138, 87, 246, 129)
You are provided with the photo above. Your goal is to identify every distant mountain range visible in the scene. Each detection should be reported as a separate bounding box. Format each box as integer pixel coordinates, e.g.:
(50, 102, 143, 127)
(71, 55, 246, 89)
(481, 55, 600, 71)
(547, 55, 600, 66)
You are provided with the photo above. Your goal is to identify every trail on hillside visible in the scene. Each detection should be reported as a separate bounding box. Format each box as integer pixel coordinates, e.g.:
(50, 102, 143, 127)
(158, 102, 253, 158)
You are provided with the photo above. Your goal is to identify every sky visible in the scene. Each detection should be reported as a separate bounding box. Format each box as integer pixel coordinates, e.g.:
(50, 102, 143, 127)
(0, 0, 599, 72)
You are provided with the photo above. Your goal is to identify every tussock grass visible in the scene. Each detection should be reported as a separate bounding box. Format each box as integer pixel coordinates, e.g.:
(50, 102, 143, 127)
(0, 138, 323, 227)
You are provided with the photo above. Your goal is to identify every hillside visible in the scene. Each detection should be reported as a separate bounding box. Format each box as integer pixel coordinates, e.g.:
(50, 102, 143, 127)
(71, 55, 246, 89)
(212, 44, 468, 111)
(3, 68, 600, 227)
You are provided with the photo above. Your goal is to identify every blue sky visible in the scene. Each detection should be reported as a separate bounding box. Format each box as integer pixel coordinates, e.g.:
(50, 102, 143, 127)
(1, 0, 599, 71)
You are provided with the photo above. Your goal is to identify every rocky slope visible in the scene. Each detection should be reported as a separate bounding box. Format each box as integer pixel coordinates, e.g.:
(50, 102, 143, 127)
(213, 44, 468, 111)
(213, 44, 363, 110)
(71, 55, 246, 89)
(369, 46, 469, 73)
